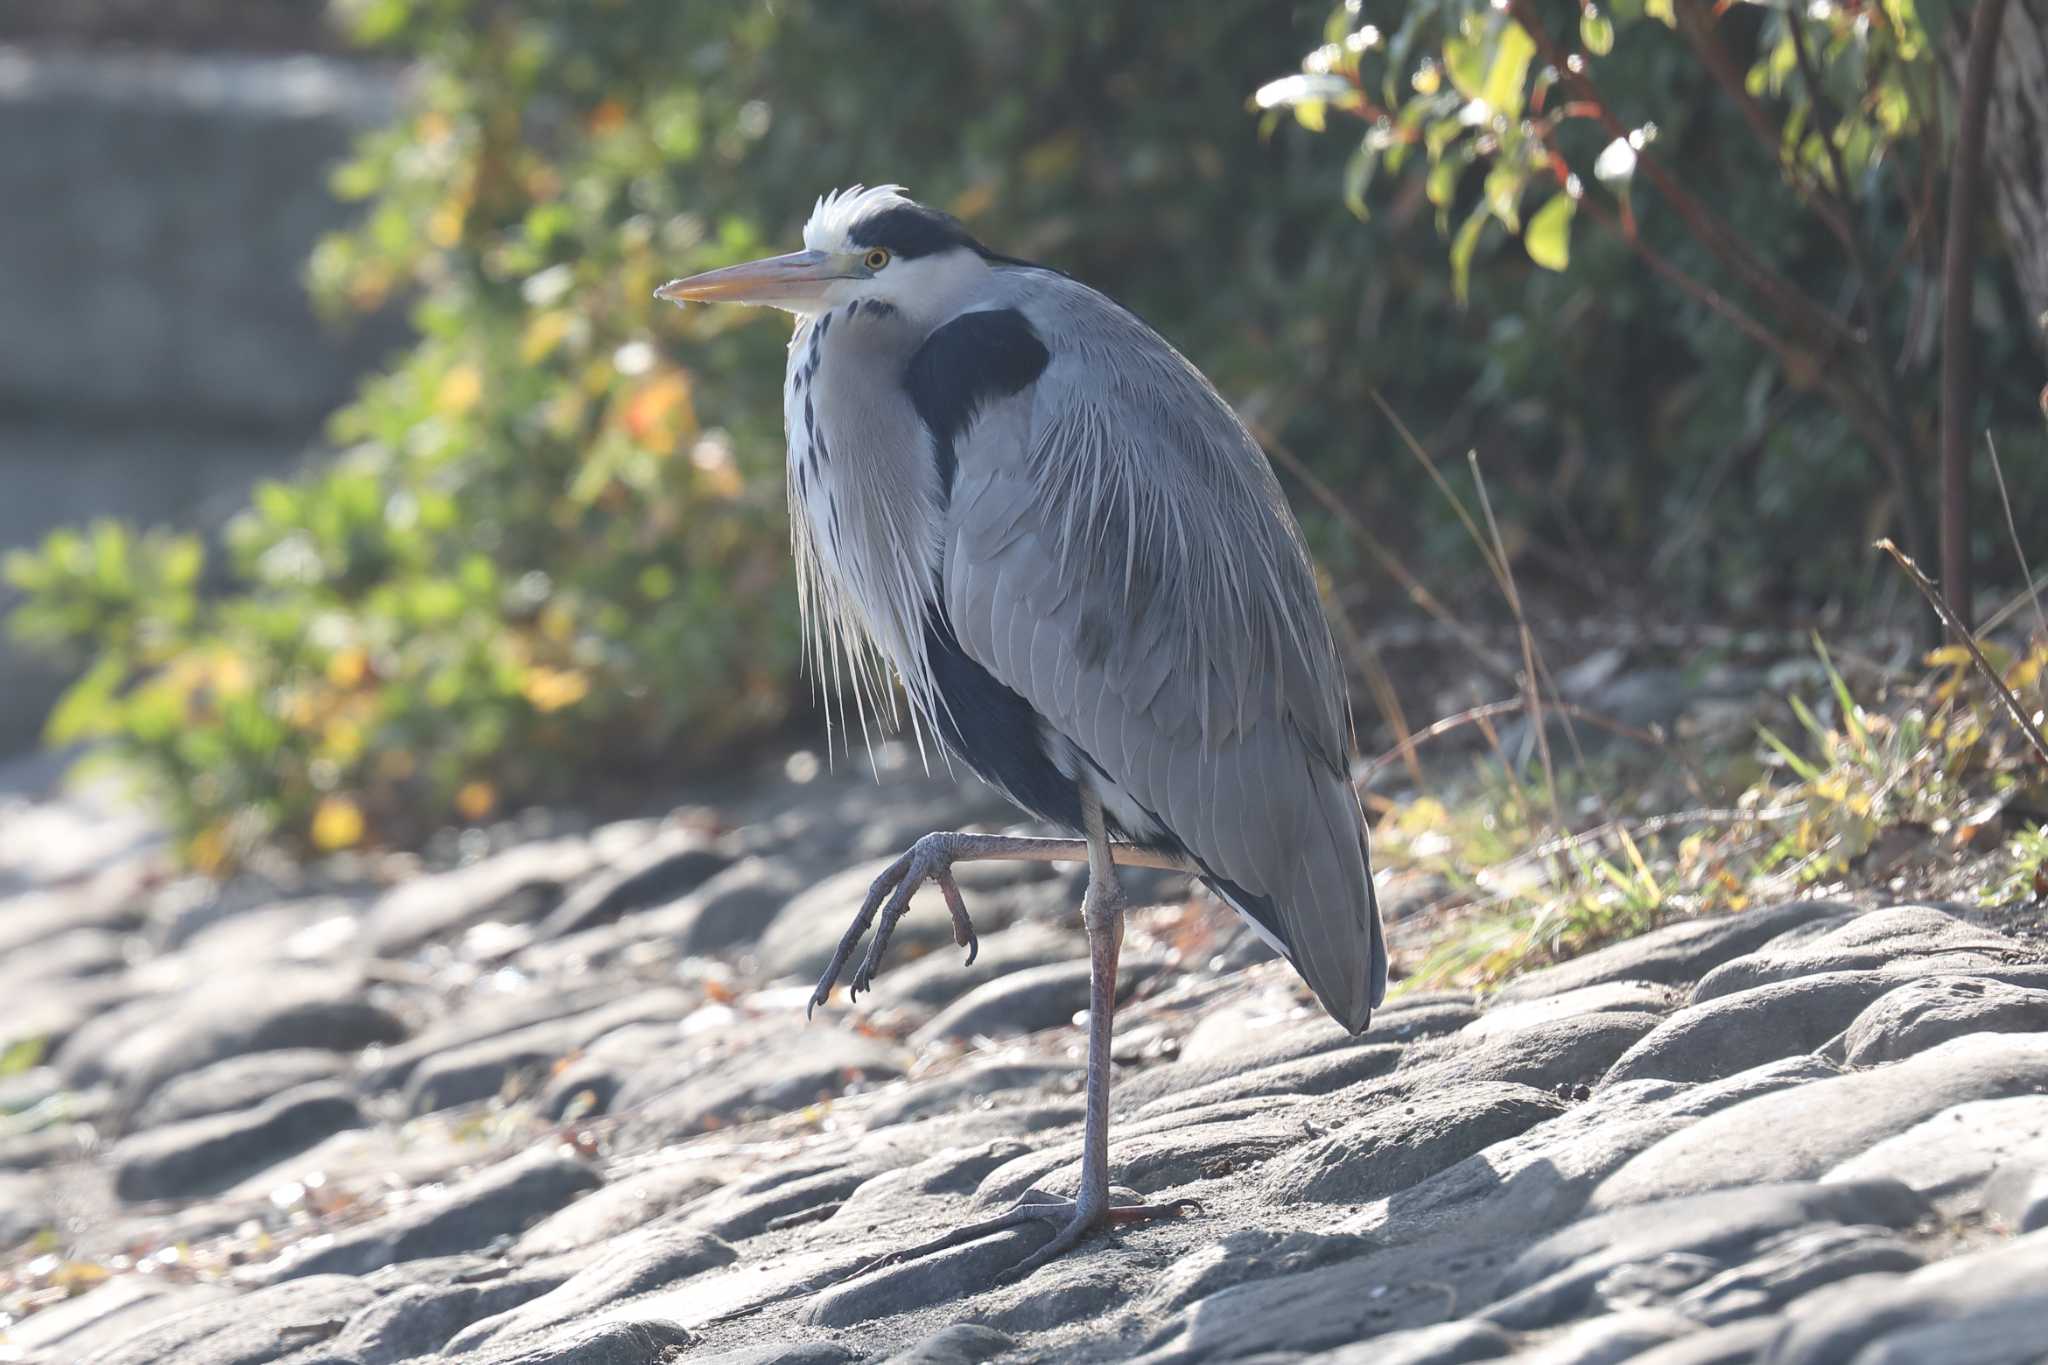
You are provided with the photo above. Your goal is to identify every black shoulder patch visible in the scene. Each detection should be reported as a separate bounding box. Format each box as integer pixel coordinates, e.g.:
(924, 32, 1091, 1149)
(904, 308, 1049, 502)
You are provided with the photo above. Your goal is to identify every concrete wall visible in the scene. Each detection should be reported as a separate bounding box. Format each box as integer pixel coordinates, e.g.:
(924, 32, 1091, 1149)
(0, 45, 405, 753)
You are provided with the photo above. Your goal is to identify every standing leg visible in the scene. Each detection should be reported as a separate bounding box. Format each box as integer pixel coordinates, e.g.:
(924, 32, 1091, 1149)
(999, 790, 1131, 1275)
(826, 790, 1195, 1285)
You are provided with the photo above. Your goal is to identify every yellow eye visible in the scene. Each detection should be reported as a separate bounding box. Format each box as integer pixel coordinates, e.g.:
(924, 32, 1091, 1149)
(864, 248, 891, 271)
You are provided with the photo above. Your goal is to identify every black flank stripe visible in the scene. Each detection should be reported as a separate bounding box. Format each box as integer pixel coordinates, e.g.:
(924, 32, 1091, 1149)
(923, 603, 1082, 831)
(904, 308, 1048, 503)
(1200, 874, 1294, 960)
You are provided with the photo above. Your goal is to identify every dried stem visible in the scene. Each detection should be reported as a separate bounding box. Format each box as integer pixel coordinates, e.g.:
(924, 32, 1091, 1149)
(1258, 428, 1517, 684)
(1983, 433, 2048, 643)
(1875, 538, 2048, 770)
(1356, 697, 1665, 787)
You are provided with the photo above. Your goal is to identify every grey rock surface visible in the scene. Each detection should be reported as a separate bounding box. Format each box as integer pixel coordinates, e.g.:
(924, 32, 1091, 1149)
(446, 1224, 736, 1351)
(3, 752, 2045, 1365)
(401, 988, 691, 1115)
(1600, 972, 1898, 1088)
(1823, 1094, 2048, 1217)
(883, 1321, 1018, 1363)
(1263, 1081, 1568, 1204)
(1689, 905, 2032, 1002)
(1760, 1227, 2048, 1363)
(111, 1081, 365, 1201)
(527, 826, 733, 943)
(130, 1049, 350, 1130)
(267, 1148, 605, 1281)
(909, 952, 1164, 1043)
(1591, 1032, 2048, 1209)
(1493, 901, 1854, 1002)
(1483, 1180, 1926, 1330)
(57, 963, 407, 1108)
(1831, 972, 2048, 1065)
(654, 855, 810, 959)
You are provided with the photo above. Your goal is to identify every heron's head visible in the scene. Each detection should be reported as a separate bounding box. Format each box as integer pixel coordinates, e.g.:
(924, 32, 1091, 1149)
(655, 185, 997, 324)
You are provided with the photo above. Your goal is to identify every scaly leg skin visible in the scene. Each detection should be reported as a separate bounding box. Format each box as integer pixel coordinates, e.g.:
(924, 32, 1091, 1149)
(821, 796, 1200, 1287)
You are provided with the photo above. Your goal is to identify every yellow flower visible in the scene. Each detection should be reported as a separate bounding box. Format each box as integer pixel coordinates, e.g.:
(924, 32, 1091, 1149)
(522, 666, 590, 713)
(326, 646, 369, 688)
(437, 363, 484, 415)
(311, 796, 367, 851)
(455, 780, 498, 821)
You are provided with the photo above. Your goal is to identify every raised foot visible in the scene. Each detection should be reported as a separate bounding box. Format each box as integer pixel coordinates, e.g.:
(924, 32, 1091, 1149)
(809, 831, 981, 1015)
(841, 1187, 1201, 1286)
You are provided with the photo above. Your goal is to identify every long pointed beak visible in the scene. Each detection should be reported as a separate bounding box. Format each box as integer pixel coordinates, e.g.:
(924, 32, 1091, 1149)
(654, 249, 840, 308)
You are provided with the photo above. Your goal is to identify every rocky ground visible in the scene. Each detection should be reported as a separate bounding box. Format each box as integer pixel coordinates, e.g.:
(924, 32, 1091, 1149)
(3, 740, 2047, 1365)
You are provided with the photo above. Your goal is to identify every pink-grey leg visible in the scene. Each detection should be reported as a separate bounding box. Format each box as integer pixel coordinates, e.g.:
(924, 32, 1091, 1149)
(813, 794, 1199, 1284)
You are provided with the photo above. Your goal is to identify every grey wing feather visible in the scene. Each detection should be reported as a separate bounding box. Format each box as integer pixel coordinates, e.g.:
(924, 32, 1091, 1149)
(943, 270, 1388, 1031)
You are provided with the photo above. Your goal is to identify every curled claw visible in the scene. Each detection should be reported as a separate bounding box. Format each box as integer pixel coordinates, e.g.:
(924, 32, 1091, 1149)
(809, 833, 983, 1013)
(937, 872, 978, 965)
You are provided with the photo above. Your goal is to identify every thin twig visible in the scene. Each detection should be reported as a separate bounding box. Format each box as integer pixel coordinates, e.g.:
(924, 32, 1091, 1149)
(1367, 389, 1510, 593)
(1674, 0, 1855, 251)
(1257, 428, 1517, 684)
(1983, 432, 2048, 644)
(1352, 629, 1427, 790)
(1468, 451, 1564, 830)
(1875, 538, 2048, 769)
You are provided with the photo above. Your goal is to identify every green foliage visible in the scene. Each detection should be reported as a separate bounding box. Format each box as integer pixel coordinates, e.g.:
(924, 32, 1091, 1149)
(9, 1, 1373, 862)
(1265, 0, 2045, 601)
(10, 0, 2044, 863)
(1261, 0, 1939, 290)
(1984, 822, 2048, 905)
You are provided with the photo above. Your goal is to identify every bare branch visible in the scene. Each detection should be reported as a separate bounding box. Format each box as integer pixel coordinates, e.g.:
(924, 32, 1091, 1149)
(1939, 0, 2011, 633)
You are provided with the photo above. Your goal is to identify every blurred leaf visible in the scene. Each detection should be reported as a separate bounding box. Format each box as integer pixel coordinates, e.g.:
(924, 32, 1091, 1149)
(1525, 190, 1575, 270)
(0, 1037, 45, 1078)
(1482, 22, 1538, 119)
(1343, 138, 1381, 219)
(1450, 204, 1488, 304)
(1483, 161, 1527, 231)
(1581, 5, 1616, 56)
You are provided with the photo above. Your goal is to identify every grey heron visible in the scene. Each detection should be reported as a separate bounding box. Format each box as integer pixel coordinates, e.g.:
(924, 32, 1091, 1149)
(657, 186, 1388, 1278)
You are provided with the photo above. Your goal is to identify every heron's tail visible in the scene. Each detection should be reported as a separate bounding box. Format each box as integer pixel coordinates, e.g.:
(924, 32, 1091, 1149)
(1195, 759, 1388, 1034)
(1284, 775, 1388, 1034)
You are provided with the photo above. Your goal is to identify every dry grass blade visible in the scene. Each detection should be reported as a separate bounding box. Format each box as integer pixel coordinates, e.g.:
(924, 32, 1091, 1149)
(1983, 433, 2048, 643)
(1467, 451, 1566, 831)
(1257, 429, 1516, 684)
(1875, 537, 2048, 770)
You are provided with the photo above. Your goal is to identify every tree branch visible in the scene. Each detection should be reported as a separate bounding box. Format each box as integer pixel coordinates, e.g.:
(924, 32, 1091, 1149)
(1939, 0, 2010, 634)
(1506, 0, 1932, 572)
(1673, 0, 1857, 253)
